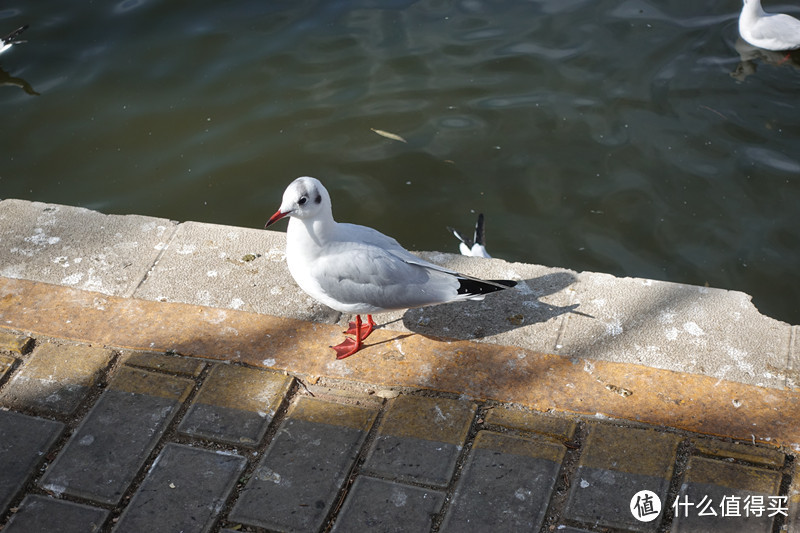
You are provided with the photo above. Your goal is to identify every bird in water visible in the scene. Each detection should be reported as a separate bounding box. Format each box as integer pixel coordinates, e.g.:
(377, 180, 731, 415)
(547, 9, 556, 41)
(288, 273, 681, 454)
(265, 177, 517, 359)
(738, 0, 800, 51)
(448, 213, 491, 258)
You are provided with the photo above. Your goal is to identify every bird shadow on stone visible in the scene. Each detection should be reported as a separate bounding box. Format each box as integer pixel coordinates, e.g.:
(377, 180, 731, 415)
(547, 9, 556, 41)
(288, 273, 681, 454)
(401, 270, 589, 340)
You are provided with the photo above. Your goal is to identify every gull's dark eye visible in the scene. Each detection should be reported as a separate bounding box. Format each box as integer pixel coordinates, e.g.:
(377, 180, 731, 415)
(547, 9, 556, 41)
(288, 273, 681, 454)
(298, 196, 308, 206)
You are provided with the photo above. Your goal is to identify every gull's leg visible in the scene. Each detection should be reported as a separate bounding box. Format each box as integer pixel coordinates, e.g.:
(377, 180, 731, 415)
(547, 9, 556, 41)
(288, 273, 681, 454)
(344, 314, 376, 340)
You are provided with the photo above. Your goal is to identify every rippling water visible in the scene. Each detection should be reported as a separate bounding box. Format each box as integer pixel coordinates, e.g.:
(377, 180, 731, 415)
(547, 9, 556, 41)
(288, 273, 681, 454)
(1, 0, 799, 323)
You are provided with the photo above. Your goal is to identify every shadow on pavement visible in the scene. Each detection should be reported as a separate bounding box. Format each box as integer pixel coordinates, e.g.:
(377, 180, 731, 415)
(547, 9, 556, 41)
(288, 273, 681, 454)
(401, 270, 587, 340)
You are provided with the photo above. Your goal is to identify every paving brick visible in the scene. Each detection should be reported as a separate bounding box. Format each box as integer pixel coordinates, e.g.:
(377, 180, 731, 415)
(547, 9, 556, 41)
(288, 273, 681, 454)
(178, 364, 292, 445)
(3, 494, 108, 533)
(564, 424, 680, 532)
(0, 410, 64, 514)
(306, 382, 384, 410)
(0, 342, 113, 415)
(485, 405, 576, 441)
(671, 456, 783, 533)
(0, 353, 15, 380)
(109, 366, 194, 400)
(0, 331, 33, 353)
(39, 368, 193, 504)
(692, 438, 785, 468)
(330, 476, 445, 532)
(229, 396, 377, 532)
(122, 351, 206, 377)
(439, 430, 565, 532)
(113, 444, 246, 533)
(363, 395, 475, 486)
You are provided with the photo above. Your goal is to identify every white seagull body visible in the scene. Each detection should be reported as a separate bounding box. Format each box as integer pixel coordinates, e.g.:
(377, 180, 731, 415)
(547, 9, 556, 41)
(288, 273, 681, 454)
(739, 0, 800, 51)
(1, 25, 28, 56)
(266, 177, 517, 358)
(448, 213, 491, 258)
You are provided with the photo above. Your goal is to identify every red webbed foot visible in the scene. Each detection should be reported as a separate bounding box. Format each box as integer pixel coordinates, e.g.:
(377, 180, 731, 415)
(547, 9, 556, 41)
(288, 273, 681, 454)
(331, 337, 361, 359)
(332, 314, 372, 359)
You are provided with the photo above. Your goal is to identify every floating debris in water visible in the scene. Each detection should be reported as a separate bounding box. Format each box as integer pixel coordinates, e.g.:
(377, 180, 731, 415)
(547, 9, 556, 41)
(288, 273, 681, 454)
(370, 128, 407, 143)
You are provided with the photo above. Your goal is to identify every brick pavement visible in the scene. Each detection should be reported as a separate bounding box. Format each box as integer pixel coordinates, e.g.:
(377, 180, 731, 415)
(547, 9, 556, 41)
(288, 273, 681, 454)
(0, 329, 796, 532)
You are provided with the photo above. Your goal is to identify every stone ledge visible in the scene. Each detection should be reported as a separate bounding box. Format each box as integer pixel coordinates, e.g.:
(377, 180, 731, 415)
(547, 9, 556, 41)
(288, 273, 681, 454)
(0, 276, 798, 450)
(0, 198, 795, 391)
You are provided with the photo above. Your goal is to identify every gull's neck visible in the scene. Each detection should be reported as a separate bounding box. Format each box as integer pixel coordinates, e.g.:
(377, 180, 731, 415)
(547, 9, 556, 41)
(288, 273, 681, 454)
(287, 212, 337, 249)
(743, 0, 766, 18)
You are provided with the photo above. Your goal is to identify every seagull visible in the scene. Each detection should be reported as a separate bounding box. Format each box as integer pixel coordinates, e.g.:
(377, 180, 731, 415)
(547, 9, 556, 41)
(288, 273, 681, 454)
(448, 213, 491, 258)
(739, 0, 800, 51)
(265, 177, 517, 359)
(1, 25, 29, 56)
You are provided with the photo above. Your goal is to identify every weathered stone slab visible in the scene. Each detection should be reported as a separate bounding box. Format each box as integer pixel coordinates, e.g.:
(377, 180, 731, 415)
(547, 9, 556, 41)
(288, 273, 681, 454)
(121, 351, 206, 377)
(399, 256, 576, 352)
(363, 395, 475, 486)
(0, 330, 33, 353)
(331, 476, 445, 532)
(440, 430, 565, 532)
(0, 342, 113, 415)
(230, 397, 377, 531)
(0, 199, 176, 297)
(671, 456, 783, 533)
(3, 495, 108, 533)
(485, 405, 576, 441)
(562, 273, 790, 388)
(178, 364, 292, 445)
(113, 444, 246, 533)
(133, 221, 338, 322)
(564, 424, 680, 532)
(0, 353, 15, 381)
(0, 410, 64, 514)
(39, 368, 193, 504)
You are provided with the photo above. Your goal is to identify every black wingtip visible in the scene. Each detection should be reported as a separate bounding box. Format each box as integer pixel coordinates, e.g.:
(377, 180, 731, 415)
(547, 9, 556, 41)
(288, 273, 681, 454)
(456, 277, 516, 296)
(447, 226, 472, 247)
(474, 213, 486, 247)
(3, 25, 29, 44)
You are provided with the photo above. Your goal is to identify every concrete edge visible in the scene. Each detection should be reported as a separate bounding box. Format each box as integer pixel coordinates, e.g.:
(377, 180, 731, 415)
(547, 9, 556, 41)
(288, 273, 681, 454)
(0, 198, 796, 392)
(0, 276, 798, 451)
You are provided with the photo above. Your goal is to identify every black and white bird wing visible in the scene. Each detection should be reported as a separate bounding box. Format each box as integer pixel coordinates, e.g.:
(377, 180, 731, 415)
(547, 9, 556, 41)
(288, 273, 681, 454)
(310, 240, 457, 312)
(449, 213, 491, 258)
(1, 25, 29, 55)
(2, 25, 28, 45)
(310, 224, 514, 312)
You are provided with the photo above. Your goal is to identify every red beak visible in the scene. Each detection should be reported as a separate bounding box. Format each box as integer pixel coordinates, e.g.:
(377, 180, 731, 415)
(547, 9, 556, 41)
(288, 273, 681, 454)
(265, 209, 288, 228)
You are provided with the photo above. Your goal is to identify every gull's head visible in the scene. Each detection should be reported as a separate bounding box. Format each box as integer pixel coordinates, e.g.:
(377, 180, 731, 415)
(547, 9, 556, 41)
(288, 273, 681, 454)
(265, 176, 331, 227)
